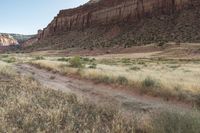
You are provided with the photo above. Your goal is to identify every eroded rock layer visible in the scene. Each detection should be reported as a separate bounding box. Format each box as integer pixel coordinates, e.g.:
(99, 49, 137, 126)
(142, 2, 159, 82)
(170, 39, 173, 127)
(0, 34, 18, 46)
(38, 0, 190, 39)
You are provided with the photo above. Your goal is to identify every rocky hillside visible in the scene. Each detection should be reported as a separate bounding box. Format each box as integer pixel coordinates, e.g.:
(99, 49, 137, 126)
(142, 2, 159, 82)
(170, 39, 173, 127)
(21, 37, 38, 48)
(0, 34, 18, 46)
(27, 0, 200, 51)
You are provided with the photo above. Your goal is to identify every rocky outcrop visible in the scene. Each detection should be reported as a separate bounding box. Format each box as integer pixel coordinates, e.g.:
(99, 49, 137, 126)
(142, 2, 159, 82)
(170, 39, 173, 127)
(21, 37, 38, 47)
(38, 0, 190, 39)
(0, 34, 18, 46)
(10, 34, 35, 44)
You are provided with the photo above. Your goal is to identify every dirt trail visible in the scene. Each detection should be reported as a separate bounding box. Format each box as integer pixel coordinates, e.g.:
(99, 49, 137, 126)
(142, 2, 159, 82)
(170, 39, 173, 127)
(15, 64, 191, 114)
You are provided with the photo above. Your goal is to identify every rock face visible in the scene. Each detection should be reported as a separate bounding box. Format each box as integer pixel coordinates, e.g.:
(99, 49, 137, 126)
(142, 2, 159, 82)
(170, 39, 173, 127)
(21, 37, 38, 47)
(38, 0, 190, 39)
(0, 34, 19, 46)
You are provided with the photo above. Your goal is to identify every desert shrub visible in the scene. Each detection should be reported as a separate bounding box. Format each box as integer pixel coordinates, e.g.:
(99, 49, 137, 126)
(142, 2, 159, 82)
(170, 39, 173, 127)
(142, 76, 157, 88)
(35, 56, 45, 60)
(130, 66, 141, 71)
(157, 41, 165, 47)
(81, 57, 96, 64)
(69, 56, 84, 68)
(57, 57, 69, 62)
(174, 85, 188, 101)
(121, 58, 131, 64)
(99, 59, 117, 65)
(0, 54, 9, 58)
(195, 94, 200, 107)
(137, 61, 146, 65)
(95, 75, 114, 84)
(81, 57, 90, 62)
(88, 63, 97, 69)
(168, 65, 181, 69)
(116, 76, 128, 85)
(91, 58, 96, 62)
(2, 57, 16, 63)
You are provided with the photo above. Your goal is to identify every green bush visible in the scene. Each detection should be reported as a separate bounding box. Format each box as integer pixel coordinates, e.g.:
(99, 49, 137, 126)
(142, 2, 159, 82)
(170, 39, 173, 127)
(69, 56, 84, 68)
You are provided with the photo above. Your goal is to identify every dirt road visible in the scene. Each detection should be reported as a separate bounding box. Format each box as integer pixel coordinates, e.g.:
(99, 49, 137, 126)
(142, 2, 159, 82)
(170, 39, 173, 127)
(15, 64, 191, 114)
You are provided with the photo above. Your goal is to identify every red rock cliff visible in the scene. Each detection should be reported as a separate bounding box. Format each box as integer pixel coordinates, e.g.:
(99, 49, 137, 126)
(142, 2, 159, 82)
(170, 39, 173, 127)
(38, 0, 190, 39)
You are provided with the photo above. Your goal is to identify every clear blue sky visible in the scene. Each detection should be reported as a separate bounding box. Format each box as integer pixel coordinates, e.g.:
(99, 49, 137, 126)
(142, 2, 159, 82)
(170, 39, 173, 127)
(0, 0, 89, 35)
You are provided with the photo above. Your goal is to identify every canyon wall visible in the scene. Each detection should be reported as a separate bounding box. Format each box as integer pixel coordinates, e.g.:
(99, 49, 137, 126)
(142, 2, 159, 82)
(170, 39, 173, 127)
(0, 34, 18, 46)
(38, 0, 190, 39)
(21, 37, 38, 48)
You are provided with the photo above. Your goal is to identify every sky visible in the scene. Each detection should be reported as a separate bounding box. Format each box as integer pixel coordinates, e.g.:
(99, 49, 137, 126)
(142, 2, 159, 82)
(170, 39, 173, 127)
(0, 0, 89, 35)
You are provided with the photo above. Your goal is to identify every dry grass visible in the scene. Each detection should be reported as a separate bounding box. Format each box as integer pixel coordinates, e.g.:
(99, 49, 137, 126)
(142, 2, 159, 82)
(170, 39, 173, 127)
(30, 58, 200, 105)
(1, 59, 200, 133)
(152, 110, 200, 133)
(0, 62, 139, 132)
(0, 61, 16, 76)
(1, 42, 200, 132)
(0, 54, 34, 64)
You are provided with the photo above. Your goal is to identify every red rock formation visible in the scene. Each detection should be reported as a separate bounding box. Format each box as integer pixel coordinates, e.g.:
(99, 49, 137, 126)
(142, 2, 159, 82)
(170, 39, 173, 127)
(21, 37, 38, 47)
(0, 34, 18, 46)
(38, 0, 190, 39)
